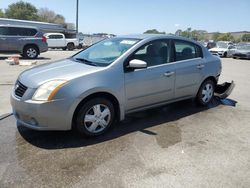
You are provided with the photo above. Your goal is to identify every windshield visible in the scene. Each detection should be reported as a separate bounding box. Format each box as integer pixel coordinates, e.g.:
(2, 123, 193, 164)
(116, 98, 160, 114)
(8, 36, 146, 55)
(73, 38, 140, 66)
(216, 42, 228, 49)
(237, 45, 250, 50)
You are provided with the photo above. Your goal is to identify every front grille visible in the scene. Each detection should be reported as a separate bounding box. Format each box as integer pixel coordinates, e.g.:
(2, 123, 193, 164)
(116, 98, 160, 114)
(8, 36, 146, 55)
(15, 81, 28, 98)
(210, 51, 217, 53)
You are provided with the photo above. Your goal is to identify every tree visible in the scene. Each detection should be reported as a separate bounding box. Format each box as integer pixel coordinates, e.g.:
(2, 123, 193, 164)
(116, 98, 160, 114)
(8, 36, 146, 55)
(0, 9, 4, 18)
(144, 29, 166, 34)
(38, 8, 65, 24)
(212, 32, 221, 41)
(5, 1, 39, 21)
(217, 33, 234, 41)
(241, 33, 250, 42)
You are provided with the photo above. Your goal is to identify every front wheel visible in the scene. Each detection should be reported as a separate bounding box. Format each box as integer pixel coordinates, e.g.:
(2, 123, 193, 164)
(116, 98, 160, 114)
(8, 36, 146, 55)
(75, 98, 115, 136)
(196, 79, 215, 106)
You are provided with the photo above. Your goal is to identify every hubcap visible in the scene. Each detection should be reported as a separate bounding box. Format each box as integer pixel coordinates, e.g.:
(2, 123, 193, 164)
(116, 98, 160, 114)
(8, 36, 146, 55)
(26, 48, 37, 58)
(84, 104, 111, 133)
(201, 83, 214, 103)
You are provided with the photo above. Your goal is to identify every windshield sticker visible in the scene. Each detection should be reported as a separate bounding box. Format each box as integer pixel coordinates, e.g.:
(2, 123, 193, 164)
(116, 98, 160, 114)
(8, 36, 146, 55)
(120, 40, 137, 45)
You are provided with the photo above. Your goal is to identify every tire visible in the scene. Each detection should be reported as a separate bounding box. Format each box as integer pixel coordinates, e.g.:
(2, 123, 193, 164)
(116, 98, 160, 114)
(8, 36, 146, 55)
(62, 47, 67, 51)
(77, 44, 83, 49)
(196, 79, 215, 106)
(223, 52, 228, 58)
(67, 43, 75, 51)
(75, 98, 115, 136)
(23, 45, 39, 59)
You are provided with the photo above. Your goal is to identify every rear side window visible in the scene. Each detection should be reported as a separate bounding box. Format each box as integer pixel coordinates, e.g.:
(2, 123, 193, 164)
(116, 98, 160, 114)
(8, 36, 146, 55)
(48, 35, 63, 39)
(0, 27, 8, 35)
(174, 40, 203, 61)
(6, 27, 37, 36)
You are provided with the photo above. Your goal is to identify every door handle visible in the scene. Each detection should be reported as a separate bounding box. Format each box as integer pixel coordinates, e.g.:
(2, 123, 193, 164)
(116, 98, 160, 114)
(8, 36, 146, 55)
(197, 64, 205, 69)
(164, 71, 175, 77)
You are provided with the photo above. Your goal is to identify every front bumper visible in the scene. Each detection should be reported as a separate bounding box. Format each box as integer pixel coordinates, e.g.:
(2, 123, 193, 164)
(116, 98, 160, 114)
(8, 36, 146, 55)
(11, 91, 72, 131)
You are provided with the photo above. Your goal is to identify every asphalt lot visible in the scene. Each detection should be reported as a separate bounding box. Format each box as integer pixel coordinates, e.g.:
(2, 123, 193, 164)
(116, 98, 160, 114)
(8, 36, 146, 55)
(0, 51, 250, 188)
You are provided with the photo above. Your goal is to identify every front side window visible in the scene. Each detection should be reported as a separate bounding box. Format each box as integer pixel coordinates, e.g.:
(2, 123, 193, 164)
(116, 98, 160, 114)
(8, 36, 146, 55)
(129, 40, 171, 67)
(73, 38, 140, 66)
(174, 40, 202, 61)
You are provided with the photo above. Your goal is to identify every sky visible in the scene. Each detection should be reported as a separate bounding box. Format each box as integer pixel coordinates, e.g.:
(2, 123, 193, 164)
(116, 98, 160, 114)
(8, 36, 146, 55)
(0, 0, 250, 35)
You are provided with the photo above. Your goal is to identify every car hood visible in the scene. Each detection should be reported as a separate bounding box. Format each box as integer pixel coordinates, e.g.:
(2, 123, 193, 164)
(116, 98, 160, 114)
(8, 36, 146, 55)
(18, 58, 104, 88)
(209, 47, 227, 52)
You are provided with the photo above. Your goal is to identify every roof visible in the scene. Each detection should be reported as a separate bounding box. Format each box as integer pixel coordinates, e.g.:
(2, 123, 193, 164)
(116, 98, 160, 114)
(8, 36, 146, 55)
(0, 18, 62, 27)
(0, 24, 38, 29)
(116, 34, 199, 43)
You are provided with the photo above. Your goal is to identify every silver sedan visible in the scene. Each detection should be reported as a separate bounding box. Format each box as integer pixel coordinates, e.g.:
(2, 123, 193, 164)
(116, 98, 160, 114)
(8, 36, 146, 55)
(11, 34, 234, 136)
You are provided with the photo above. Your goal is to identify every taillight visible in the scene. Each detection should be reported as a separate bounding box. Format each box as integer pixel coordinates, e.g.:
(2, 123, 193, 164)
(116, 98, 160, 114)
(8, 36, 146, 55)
(42, 36, 47, 43)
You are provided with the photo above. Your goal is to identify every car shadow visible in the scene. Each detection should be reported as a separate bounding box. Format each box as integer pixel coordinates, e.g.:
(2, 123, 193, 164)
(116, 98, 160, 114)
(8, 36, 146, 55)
(17, 98, 237, 150)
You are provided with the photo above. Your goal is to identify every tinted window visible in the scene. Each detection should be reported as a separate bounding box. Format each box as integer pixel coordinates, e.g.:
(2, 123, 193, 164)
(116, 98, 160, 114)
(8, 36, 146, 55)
(48, 35, 63, 39)
(174, 40, 203, 61)
(0, 27, 8, 35)
(6, 27, 37, 36)
(130, 40, 170, 67)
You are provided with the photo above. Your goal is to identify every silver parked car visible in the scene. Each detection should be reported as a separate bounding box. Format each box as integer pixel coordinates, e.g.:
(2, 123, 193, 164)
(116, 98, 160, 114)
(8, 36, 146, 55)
(0, 25, 48, 59)
(11, 35, 234, 136)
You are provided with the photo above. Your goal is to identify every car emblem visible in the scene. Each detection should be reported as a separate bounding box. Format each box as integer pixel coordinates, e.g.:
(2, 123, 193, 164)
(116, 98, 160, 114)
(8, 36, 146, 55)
(15, 84, 19, 90)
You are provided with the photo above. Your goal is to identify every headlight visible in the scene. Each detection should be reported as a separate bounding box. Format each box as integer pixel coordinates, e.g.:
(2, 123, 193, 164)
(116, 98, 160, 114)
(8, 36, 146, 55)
(32, 80, 67, 101)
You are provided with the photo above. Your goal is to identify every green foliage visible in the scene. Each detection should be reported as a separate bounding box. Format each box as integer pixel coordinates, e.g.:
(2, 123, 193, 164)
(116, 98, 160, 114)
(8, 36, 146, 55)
(5, 1, 39, 21)
(0, 9, 4, 18)
(241, 33, 250, 42)
(175, 28, 207, 41)
(213, 32, 234, 41)
(144, 29, 166, 34)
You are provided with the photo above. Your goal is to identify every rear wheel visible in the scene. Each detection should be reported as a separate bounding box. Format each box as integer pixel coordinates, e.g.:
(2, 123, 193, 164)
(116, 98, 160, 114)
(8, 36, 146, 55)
(75, 98, 115, 136)
(67, 43, 75, 51)
(23, 45, 39, 59)
(196, 79, 215, 106)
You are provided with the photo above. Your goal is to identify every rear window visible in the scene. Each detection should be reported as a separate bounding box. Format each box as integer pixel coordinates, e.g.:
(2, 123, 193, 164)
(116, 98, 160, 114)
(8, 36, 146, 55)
(6, 27, 37, 36)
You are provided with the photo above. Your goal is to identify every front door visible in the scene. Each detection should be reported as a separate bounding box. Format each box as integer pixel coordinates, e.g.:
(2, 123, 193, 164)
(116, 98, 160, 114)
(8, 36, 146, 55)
(124, 40, 176, 111)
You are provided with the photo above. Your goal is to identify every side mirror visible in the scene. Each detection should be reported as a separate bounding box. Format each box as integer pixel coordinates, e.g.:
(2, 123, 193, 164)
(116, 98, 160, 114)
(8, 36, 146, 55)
(128, 59, 147, 69)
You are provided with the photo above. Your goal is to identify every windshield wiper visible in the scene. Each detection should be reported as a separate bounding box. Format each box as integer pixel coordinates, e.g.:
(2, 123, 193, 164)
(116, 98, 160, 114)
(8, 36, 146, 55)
(75, 58, 98, 66)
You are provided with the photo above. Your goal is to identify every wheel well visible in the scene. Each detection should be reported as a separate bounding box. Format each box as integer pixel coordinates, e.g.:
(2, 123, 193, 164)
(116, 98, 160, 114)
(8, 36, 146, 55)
(72, 92, 120, 128)
(23, 44, 40, 54)
(204, 76, 217, 85)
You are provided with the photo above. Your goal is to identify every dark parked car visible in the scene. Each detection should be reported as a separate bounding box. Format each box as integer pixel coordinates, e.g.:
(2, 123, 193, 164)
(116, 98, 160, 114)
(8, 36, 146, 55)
(0, 25, 48, 59)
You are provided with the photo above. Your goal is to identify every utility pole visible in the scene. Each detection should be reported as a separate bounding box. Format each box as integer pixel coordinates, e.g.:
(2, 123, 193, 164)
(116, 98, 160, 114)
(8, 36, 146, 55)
(76, 0, 79, 33)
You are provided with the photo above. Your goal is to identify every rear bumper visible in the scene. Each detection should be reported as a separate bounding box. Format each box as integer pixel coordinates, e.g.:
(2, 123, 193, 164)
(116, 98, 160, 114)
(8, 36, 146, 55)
(215, 81, 235, 99)
(39, 43, 48, 53)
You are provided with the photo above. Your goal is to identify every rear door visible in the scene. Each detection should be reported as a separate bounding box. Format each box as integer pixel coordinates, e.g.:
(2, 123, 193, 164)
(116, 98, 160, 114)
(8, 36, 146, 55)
(173, 39, 204, 99)
(46, 34, 64, 47)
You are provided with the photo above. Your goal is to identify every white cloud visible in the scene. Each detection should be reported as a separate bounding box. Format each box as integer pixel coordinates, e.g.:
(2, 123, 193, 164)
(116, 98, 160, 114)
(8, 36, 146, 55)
(174, 24, 180, 27)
